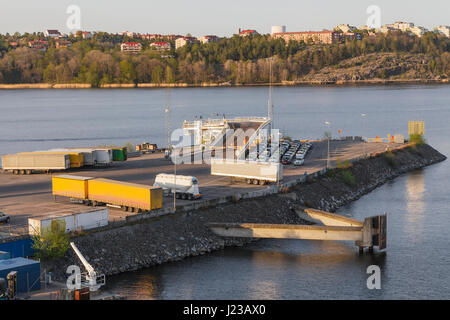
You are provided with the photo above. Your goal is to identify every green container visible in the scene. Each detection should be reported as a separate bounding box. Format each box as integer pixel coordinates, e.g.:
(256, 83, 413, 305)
(111, 148, 125, 161)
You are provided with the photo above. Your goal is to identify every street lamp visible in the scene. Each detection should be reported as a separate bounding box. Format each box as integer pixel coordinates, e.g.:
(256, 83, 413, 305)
(361, 114, 366, 158)
(325, 121, 331, 169)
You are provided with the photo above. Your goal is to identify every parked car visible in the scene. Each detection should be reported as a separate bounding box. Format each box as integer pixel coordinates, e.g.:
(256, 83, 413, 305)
(294, 159, 305, 166)
(0, 212, 10, 224)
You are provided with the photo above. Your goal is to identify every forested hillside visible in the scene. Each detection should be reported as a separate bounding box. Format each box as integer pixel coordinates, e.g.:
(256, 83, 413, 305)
(0, 32, 448, 85)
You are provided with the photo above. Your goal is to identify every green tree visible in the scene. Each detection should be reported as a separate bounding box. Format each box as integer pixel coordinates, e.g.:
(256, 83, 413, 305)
(31, 219, 70, 260)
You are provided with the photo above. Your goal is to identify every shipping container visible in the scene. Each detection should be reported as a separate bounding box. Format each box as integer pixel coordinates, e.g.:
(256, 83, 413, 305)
(0, 257, 41, 293)
(19, 151, 84, 168)
(210, 159, 283, 184)
(0, 238, 34, 259)
(52, 175, 93, 200)
(1, 154, 70, 174)
(88, 178, 162, 211)
(28, 207, 109, 236)
(0, 251, 10, 260)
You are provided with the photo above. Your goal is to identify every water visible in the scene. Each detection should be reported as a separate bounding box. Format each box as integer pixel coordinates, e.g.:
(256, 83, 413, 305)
(1, 85, 449, 299)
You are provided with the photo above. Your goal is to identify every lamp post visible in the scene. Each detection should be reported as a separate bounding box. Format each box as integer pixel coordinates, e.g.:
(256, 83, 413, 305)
(325, 121, 331, 169)
(361, 113, 366, 158)
(166, 88, 176, 212)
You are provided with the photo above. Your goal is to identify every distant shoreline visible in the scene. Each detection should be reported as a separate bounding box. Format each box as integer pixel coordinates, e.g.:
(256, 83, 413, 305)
(0, 79, 448, 89)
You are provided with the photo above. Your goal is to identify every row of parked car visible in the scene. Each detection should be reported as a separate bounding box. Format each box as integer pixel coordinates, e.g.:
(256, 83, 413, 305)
(281, 141, 312, 166)
(246, 139, 313, 166)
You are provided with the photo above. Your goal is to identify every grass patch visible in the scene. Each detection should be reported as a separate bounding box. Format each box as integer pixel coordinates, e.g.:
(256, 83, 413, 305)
(340, 170, 356, 186)
(383, 151, 397, 167)
(409, 134, 426, 146)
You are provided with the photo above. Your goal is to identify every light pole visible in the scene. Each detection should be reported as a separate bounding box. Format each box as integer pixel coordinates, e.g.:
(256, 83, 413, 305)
(325, 121, 331, 169)
(166, 88, 176, 212)
(361, 113, 366, 158)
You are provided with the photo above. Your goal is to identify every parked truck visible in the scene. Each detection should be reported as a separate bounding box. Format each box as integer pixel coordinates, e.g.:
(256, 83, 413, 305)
(136, 142, 158, 154)
(210, 159, 283, 185)
(153, 174, 201, 200)
(52, 175, 162, 212)
(1, 153, 70, 174)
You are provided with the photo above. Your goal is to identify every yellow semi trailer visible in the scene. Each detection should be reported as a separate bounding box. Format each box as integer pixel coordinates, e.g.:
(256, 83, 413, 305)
(52, 175, 163, 212)
(88, 178, 163, 212)
(52, 175, 93, 200)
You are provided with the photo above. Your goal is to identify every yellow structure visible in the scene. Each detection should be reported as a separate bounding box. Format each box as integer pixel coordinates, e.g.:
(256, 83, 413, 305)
(408, 121, 425, 136)
(87, 178, 162, 211)
(20, 151, 84, 168)
(52, 175, 93, 199)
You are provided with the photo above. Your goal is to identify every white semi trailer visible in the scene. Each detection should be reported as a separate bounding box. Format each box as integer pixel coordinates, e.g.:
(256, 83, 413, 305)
(210, 159, 283, 185)
(153, 174, 201, 200)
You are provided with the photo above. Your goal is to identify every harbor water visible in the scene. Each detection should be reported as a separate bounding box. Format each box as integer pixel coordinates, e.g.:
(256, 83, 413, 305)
(0, 85, 449, 299)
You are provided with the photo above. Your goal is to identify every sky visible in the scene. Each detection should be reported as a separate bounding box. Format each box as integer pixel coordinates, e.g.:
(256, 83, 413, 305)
(0, 0, 448, 36)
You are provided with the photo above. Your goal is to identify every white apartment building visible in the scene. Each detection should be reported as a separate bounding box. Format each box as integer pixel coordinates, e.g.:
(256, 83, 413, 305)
(336, 24, 356, 33)
(175, 37, 196, 49)
(435, 25, 450, 37)
(198, 35, 218, 44)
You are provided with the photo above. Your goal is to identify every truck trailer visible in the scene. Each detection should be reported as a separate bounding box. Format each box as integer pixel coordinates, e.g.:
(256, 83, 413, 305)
(49, 149, 95, 166)
(153, 174, 201, 200)
(1, 154, 70, 174)
(64, 148, 113, 166)
(52, 175, 93, 200)
(87, 178, 163, 212)
(210, 159, 283, 185)
(19, 151, 84, 168)
(28, 208, 109, 235)
(52, 175, 163, 212)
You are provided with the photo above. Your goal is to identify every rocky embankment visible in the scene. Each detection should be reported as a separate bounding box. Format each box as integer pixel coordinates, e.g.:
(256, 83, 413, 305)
(43, 144, 446, 281)
(301, 53, 448, 82)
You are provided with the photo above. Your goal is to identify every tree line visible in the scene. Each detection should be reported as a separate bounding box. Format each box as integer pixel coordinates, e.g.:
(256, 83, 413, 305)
(0, 31, 448, 85)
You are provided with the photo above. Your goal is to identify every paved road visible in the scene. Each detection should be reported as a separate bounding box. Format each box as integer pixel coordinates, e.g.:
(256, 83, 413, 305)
(0, 140, 399, 228)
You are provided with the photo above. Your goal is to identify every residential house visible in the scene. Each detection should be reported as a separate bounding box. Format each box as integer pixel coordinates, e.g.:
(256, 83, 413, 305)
(175, 36, 197, 49)
(272, 31, 341, 44)
(120, 42, 142, 54)
(150, 41, 171, 51)
(82, 32, 92, 39)
(199, 35, 219, 44)
(44, 29, 62, 38)
(120, 31, 135, 38)
(435, 25, 450, 37)
(56, 40, 72, 48)
(239, 29, 258, 37)
(336, 24, 356, 33)
(28, 40, 49, 51)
